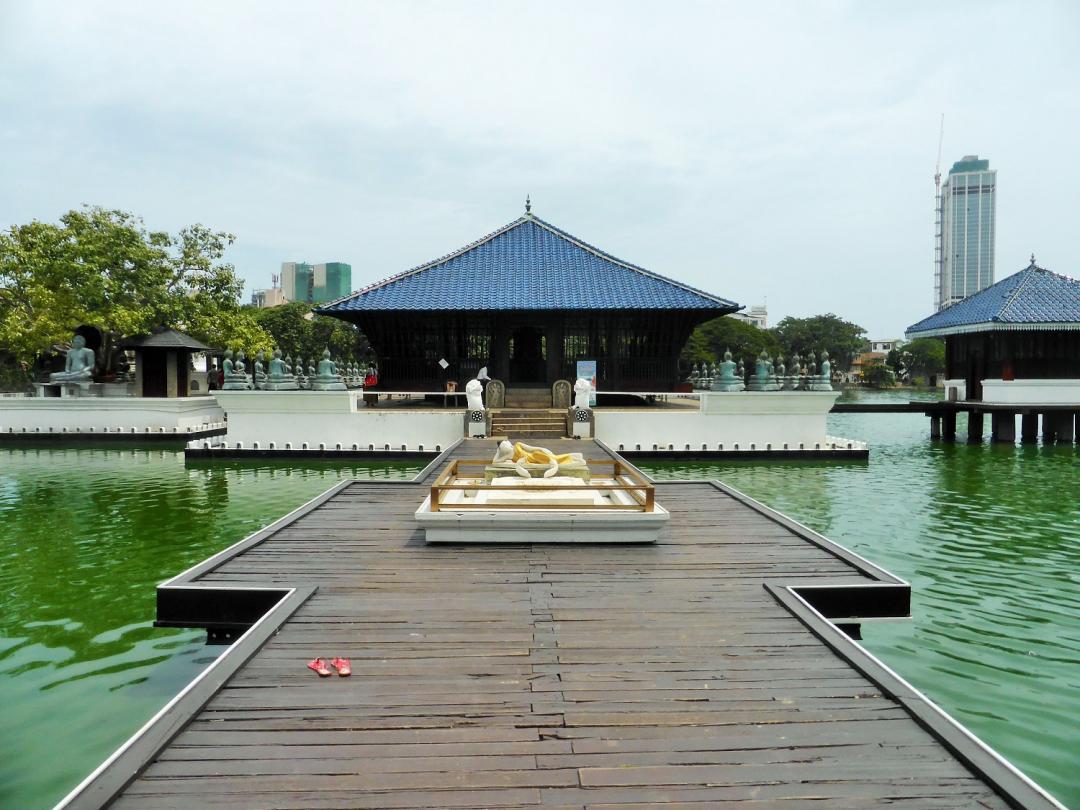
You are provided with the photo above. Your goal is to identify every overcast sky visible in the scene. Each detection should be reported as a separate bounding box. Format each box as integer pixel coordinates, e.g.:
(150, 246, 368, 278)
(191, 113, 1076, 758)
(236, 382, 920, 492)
(2, 1, 1078, 337)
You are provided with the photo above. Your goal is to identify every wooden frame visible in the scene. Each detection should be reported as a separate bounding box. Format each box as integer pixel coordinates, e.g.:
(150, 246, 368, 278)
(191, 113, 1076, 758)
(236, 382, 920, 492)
(428, 458, 656, 512)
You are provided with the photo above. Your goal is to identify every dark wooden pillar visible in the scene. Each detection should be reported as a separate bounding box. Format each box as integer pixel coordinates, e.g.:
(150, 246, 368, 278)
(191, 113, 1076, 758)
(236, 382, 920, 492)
(1059, 413, 1075, 443)
(929, 415, 941, 439)
(1021, 411, 1039, 443)
(546, 317, 563, 386)
(1042, 412, 1058, 443)
(942, 410, 957, 442)
(991, 411, 1015, 443)
(492, 316, 509, 382)
(967, 410, 984, 442)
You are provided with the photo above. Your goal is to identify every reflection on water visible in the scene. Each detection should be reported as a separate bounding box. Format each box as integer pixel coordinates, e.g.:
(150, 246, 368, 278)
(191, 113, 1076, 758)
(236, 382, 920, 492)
(644, 392, 1080, 808)
(0, 447, 421, 809)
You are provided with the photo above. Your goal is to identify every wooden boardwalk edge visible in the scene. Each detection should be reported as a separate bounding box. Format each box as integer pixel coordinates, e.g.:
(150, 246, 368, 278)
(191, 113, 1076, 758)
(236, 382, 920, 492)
(767, 584, 1061, 810)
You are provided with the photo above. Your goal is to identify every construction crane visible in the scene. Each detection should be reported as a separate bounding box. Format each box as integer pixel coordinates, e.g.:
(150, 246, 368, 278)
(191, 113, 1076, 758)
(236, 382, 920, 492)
(933, 114, 945, 311)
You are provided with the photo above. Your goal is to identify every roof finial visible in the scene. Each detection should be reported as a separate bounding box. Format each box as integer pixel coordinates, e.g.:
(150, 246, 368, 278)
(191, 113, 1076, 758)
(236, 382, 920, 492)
(525, 194, 531, 214)
(1030, 253, 1037, 268)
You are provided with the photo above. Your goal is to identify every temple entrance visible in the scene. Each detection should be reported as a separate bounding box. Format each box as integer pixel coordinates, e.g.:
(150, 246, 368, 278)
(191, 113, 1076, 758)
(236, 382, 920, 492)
(509, 326, 546, 384)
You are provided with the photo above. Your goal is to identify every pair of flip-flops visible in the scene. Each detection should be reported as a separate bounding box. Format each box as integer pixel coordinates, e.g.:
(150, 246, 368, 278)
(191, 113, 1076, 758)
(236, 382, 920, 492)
(307, 657, 351, 677)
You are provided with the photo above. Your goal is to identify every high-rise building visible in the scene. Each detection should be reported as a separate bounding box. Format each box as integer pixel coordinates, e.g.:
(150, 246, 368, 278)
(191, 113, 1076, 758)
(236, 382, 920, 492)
(280, 261, 352, 304)
(935, 155, 996, 311)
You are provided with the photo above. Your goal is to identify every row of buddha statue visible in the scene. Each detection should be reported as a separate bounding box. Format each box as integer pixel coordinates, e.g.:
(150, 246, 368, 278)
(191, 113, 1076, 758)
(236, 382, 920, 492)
(219, 348, 365, 392)
(690, 349, 833, 392)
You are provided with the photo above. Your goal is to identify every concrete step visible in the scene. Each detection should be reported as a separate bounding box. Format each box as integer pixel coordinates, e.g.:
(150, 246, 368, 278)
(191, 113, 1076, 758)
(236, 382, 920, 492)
(498, 431, 566, 439)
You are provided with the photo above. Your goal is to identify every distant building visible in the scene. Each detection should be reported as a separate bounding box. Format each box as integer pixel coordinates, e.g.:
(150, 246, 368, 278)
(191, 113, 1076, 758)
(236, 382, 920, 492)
(729, 304, 767, 329)
(871, 339, 903, 354)
(251, 287, 286, 308)
(281, 261, 352, 304)
(935, 155, 996, 311)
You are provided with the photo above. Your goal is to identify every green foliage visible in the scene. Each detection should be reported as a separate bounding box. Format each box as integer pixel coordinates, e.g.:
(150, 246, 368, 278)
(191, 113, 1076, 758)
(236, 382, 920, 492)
(681, 316, 781, 368)
(252, 302, 370, 362)
(861, 358, 895, 388)
(905, 337, 945, 378)
(884, 338, 945, 383)
(770, 314, 867, 371)
(0, 207, 272, 370)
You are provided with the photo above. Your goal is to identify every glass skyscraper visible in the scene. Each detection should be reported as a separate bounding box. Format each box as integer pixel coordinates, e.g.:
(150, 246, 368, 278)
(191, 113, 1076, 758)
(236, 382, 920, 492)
(280, 261, 352, 304)
(935, 155, 996, 311)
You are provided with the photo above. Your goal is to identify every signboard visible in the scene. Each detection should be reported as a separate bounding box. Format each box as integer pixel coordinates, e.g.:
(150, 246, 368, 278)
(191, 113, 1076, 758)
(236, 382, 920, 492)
(576, 360, 597, 407)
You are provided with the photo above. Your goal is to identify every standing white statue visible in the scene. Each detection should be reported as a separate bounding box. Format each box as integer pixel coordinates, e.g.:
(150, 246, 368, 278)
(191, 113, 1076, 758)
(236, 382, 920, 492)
(465, 378, 485, 411)
(573, 377, 593, 410)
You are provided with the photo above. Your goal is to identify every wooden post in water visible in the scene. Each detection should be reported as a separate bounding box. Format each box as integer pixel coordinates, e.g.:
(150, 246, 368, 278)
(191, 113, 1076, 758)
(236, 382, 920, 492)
(1053, 412, 1074, 443)
(1021, 411, 1039, 443)
(929, 415, 941, 439)
(991, 411, 1015, 443)
(967, 410, 984, 443)
(942, 410, 957, 442)
(1042, 411, 1059, 443)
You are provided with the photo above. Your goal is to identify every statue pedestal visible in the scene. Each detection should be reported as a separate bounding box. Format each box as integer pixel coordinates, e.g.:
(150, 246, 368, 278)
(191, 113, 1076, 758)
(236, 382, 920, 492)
(710, 381, 744, 392)
(311, 380, 347, 391)
(571, 407, 592, 438)
(263, 380, 300, 391)
(467, 409, 487, 437)
(748, 381, 780, 392)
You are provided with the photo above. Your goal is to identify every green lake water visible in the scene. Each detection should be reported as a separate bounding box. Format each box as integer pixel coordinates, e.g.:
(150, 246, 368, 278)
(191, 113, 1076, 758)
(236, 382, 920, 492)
(2, 402, 1078, 807)
(0, 449, 422, 809)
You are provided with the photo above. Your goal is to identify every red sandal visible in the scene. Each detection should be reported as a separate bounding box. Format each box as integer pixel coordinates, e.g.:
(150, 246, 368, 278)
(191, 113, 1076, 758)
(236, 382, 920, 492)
(307, 658, 332, 677)
(331, 657, 351, 677)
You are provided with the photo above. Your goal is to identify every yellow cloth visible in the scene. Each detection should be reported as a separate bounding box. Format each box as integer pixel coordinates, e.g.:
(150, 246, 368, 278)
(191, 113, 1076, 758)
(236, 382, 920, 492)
(512, 442, 578, 466)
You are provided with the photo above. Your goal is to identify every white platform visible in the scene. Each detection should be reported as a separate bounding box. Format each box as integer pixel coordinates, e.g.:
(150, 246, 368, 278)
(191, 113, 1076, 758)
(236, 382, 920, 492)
(0, 396, 224, 435)
(415, 476, 669, 544)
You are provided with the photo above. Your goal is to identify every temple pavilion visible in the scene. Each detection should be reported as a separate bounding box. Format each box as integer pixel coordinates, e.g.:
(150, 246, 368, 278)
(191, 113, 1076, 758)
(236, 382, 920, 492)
(907, 257, 1080, 401)
(317, 210, 740, 392)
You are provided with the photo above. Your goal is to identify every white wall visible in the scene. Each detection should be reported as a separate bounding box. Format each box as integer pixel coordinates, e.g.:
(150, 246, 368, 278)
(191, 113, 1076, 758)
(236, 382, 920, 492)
(0, 397, 224, 434)
(981, 379, 1080, 405)
(596, 392, 841, 450)
(944, 379, 967, 401)
(212, 390, 462, 450)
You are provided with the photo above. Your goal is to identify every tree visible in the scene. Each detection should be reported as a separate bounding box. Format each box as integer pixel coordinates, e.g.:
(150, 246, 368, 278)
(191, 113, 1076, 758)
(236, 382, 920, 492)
(769, 314, 867, 372)
(0, 207, 272, 371)
(905, 337, 945, 379)
(252, 301, 370, 363)
(681, 315, 781, 369)
(861, 358, 895, 388)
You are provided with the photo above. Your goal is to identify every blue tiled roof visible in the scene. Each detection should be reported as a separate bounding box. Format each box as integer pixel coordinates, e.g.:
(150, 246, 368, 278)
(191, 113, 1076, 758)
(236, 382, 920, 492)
(316, 215, 740, 313)
(907, 260, 1080, 337)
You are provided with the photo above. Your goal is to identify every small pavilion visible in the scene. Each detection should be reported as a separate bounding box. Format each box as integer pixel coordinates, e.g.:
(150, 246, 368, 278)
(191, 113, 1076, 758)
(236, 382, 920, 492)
(316, 209, 740, 393)
(906, 258, 1080, 442)
(120, 327, 217, 398)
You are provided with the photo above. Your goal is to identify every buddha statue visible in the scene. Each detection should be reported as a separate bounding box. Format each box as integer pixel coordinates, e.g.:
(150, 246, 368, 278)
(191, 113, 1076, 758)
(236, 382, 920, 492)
(749, 351, 780, 391)
(222, 349, 234, 377)
(784, 352, 801, 390)
(253, 351, 267, 389)
(294, 355, 308, 389)
(222, 349, 253, 390)
(490, 440, 588, 479)
(49, 334, 95, 382)
(263, 349, 299, 391)
(812, 349, 834, 391)
(311, 348, 347, 391)
(711, 349, 743, 392)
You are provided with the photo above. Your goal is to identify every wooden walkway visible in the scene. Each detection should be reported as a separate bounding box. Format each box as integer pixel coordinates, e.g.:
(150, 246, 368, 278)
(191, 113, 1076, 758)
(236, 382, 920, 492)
(68, 440, 1058, 808)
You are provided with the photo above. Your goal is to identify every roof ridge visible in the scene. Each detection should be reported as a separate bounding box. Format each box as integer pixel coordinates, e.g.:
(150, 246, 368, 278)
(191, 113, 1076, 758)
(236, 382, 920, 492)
(527, 215, 740, 309)
(997, 266, 1040, 321)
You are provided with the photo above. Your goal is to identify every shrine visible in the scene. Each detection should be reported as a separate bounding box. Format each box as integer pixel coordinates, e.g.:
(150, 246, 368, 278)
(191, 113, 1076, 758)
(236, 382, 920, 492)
(316, 208, 740, 393)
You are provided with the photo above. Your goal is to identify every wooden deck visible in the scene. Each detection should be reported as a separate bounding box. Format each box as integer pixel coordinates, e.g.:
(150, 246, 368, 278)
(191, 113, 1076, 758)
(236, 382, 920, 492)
(65, 440, 1059, 808)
